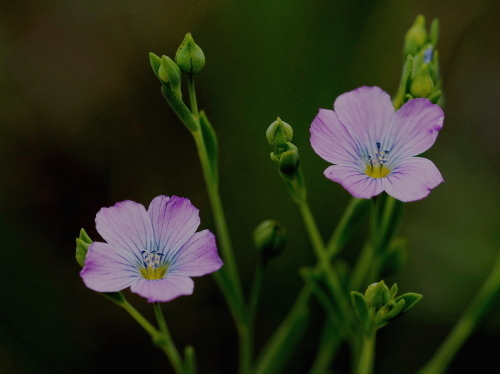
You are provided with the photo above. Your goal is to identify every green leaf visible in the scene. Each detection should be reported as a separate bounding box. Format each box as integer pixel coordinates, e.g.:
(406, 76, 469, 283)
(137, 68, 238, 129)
(382, 299, 406, 320)
(395, 292, 423, 314)
(351, 291, 370, 332)
(199, 110, 219, 184)
(389, 283, 398, 299)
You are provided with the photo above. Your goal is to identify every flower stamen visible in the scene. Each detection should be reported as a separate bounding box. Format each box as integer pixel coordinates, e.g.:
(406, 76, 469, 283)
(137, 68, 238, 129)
(140, 250, 167, 280)
(365, 142, 391, 178)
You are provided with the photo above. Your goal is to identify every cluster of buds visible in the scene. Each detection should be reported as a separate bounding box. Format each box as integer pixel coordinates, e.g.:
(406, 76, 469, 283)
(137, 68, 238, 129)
(266, 118, 299, 178)
(351, 280, 423, 334)
(395, 15, 442, 108)
(149, 33, 206, 99)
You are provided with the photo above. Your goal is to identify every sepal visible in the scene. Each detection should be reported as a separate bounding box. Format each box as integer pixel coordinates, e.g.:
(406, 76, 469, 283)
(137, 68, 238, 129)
(75, 228, 92, 267)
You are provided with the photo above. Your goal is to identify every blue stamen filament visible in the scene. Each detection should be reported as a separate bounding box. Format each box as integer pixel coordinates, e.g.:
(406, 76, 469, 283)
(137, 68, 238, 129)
(365, 142, 391, 178)
(140, 250, 167, 280)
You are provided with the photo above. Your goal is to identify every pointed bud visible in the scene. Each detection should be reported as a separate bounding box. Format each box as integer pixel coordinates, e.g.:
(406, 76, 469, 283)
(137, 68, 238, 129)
(404, 15, 428, 57)
(149, 52, 163, 78)
(158, 55, 182, 99)
(76, 229, 93, 267)
(266, 117, 293, 146)
(364, 280, 390, 309)
(410, 64, 434, 98)
(253, 219, 287, 261)
(175, 33, 206, 75)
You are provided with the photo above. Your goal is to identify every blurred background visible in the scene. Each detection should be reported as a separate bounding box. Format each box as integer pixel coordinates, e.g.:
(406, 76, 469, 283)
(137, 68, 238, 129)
(0, 0, 498, 373)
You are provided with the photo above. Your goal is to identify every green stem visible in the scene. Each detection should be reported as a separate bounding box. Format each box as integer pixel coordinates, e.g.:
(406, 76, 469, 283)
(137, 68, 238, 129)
(188, 75, 199, 118)
(249, 261, 266, 325)
(121, 300, 159, 338)
(298, 200, 351, 324)
(153, 303, 184, 374)
(357, 331, 376, 374)
(418, 252, 500, 374)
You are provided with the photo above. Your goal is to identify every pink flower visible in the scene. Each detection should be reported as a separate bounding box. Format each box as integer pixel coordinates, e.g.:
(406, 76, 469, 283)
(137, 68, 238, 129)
(310, 86, 444, 202)
(81, 195, 223, 302)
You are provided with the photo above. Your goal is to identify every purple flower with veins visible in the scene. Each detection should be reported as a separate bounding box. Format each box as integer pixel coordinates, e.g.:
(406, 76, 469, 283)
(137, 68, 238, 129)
(80, 195, 223, 302)
(310, 86, 444, 202)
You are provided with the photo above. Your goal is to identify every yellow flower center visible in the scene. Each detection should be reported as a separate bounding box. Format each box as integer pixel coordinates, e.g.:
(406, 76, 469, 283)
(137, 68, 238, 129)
(140, 266, 167, 280)
(365, 142, 391, 178)
(365, 164, 390, 178)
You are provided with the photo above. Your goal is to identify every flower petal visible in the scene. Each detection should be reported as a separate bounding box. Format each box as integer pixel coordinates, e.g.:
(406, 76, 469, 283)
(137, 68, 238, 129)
(334, 86, 395, 153)
(148, 196, 200, 261)
(383, 157, 443, 202)
(168, 230, 223, 277)
(386, 98, 444, 160)
(80, 242, 140, 292)
(324, 164, 384, 199)
(310, 109, 359, 164)
(95, 200, 154, 264)
(130, 275, 194, 303)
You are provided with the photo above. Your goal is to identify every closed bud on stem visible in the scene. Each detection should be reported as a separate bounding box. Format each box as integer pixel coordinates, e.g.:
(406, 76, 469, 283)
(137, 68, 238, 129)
(279, 143, 300, 177)
(404, 15, 428, 57)
(266, 117, 293, 146)
(76, 229, 93, 267)
(175, 33, 206, 75)
(158, 56, 182, 99)
(365, 280, 390, 309)
(253, 220, 287, 261)
(410, 64, 434, 98)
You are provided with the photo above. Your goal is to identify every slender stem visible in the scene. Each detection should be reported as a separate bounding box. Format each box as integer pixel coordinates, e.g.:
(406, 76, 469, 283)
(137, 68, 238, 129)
(357, 331, 376, 374)
(249, 261, 266, 325)
(188, 75, 199, 118)
(121, 300, 159, 338)
(298, 200, 351, 324)
(418, 253, 500, 374)
(153, 303, 184, 374)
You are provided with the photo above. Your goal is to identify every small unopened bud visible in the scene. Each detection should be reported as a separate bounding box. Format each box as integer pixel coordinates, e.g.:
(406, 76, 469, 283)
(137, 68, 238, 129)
(76, 228, 93, 267)
(279, 144, 300, 176)
(175, 33, 206, 75)
(253, 220, 286, 261)
(410, 64, 434, 98)
(404, 15, 428, 57)
(364, 280, 390, 309)
(266, 118, 293, 146)
(158, 55, 182, 99)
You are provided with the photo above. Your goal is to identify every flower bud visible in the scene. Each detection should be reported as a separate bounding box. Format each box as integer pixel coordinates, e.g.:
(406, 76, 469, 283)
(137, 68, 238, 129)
(364, 280, 390, 309)
(175, 33, 205, 75)
(410, 64, 434, 98)
(158, 55, 182, 99)
(266, 117, 293, 146)
(404, 15, 428, 57)
(279, 144, 300, 177)
(76, 228, 92, 267)
(253, 219, 286, 260)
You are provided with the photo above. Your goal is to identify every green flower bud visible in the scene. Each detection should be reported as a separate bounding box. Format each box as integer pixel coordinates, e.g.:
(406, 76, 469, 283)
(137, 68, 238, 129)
(266, 117, 293, 146)
(404, 15, 428, 57)
(410, 64, 434, 98)
(149, 52, 163, 78)
(76, 228, 92, 268)
(364, 280, 390, 309)
(175, 33, 205, 75)
(279, 143, 300, 177)
(158, 55, 182, 99)
(253, 219, 286, 260)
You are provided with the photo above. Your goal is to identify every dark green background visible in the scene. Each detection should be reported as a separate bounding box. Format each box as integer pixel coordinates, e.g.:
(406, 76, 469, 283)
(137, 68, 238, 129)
(1, 0, 498, 373)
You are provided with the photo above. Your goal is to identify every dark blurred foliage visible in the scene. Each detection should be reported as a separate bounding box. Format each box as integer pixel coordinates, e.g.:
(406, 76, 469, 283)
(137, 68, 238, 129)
(0, 0, 498, 373)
